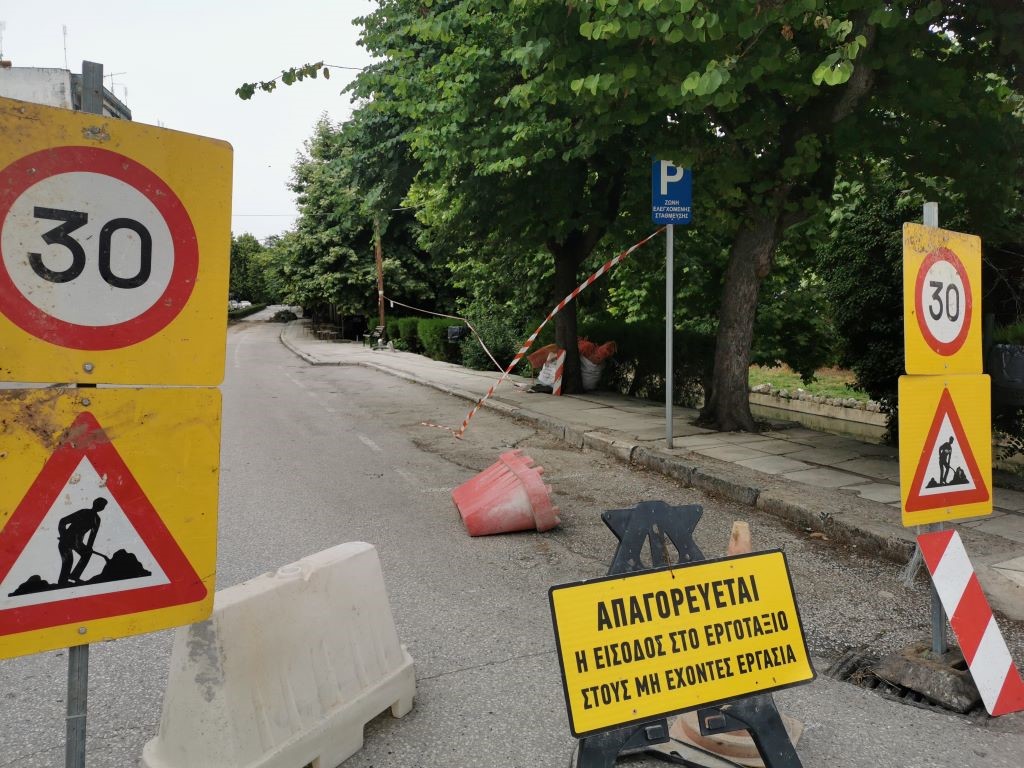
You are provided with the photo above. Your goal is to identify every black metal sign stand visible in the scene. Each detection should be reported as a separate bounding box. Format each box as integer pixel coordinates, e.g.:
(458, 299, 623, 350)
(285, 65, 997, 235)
(574, 501, 802, 768)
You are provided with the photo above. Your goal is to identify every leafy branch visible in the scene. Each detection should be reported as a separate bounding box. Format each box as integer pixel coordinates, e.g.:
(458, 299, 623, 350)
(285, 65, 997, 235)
(236, 62, 330, 100)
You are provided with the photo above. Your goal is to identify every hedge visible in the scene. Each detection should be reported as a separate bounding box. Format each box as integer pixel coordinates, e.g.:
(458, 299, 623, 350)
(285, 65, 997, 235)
(418, 317, 460, 362)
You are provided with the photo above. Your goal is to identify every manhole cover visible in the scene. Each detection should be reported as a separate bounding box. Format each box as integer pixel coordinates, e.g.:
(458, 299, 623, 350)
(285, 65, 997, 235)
(825, 647, 990, 722)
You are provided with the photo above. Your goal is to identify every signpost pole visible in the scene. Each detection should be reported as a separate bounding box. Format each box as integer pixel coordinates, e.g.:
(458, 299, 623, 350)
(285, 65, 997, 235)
(922, 201, 948, 658)
(66, 644, 88, 768)
(665, 224, 674, 449)
(64, 67, 103, 768)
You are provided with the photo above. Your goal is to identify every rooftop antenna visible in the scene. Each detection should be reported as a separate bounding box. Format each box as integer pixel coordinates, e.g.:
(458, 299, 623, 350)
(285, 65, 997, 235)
(62, 25, 69, 69)
(106, 71, 126, 102)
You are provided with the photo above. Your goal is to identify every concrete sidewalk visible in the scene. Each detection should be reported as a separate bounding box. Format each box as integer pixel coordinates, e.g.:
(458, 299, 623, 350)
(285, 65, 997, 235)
(279, 320, 1024, 621)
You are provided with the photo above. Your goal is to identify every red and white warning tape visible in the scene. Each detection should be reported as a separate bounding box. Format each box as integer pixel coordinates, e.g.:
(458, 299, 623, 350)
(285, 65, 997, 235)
(453, 228, 664, 438)
(919, 529, 1024, 716)
(552, 350, 566, 397)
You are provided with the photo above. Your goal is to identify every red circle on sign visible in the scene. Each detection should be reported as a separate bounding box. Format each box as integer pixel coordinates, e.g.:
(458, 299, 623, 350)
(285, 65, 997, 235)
(0, 146, 198, 350)
(914, 246, 972, 357)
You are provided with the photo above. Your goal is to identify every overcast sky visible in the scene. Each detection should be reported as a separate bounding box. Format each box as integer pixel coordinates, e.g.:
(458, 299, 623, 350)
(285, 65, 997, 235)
(1, 1, 375, 240)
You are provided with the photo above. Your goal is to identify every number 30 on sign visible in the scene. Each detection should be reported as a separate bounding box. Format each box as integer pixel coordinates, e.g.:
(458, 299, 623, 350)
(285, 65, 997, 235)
(0, 97, 231, 386)
(903, 223, 981, 375)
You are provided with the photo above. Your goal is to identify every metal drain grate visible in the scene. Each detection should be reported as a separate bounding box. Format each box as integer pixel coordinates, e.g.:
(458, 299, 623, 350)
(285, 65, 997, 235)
(825, 647, 990, 722)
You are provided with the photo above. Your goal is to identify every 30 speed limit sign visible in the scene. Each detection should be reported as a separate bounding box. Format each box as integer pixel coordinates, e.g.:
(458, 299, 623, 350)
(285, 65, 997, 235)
(0, 97, 231, 385)
(903, 223, 981, 375)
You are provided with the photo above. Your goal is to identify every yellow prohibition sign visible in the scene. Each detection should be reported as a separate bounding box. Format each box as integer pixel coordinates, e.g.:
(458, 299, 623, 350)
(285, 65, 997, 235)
(0, 387, 220, 659)
(0, 96, 232, 386)
(899, 374, 992, 527)
(548, 550, 814, 737)
(903, 223, 982, 375)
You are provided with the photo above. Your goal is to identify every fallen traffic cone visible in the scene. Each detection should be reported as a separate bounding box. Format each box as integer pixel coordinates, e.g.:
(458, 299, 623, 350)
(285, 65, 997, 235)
(451, 450, 560, 536)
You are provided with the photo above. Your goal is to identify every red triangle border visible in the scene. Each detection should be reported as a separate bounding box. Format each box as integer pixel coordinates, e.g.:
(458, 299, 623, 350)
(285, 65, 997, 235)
(0, 412, 207, 636)
(905, 389, 989, 513)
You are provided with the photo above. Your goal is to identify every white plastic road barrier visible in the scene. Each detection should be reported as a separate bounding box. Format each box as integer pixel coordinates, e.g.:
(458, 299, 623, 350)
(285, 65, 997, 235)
(142, 542, 416, 768)
(919, 529, 1024, 716)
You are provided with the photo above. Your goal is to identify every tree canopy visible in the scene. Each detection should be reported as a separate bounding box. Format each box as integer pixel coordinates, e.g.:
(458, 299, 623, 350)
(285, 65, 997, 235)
(240, 0, 1023, 428)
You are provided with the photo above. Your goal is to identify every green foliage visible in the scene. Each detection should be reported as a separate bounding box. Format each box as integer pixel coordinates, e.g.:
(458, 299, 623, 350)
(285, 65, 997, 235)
(994, 324, 1024, 346)
(386, 317, 401, 340)
(227, 303, 267, 320)
(579, 317, 713, 406)
(396, 317, 422, 350)
(749, 366, 868, 402)
(460, 310, 530, 373)
(812, 168, 970, 440)
(240, 0, 1024, 425)
(236, 62, 330, 100)
(270, 309, 298, 323)
(230, 233, 273, 304)
(417, 317, 460, 362)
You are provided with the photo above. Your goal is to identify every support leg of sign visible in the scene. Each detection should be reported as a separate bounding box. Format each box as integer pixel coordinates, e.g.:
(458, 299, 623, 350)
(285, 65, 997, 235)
(665, 224, 674, 450)
(576, 722, 669, 767)
(66, 643, 88, 768)
(575, 501, 704, 768)
(695, 694, 803, 768)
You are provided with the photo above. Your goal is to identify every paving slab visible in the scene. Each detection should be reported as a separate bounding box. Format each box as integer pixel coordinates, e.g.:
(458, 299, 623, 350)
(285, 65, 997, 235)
(967, 514, 1024, 545)
(994, 487, 1024, 512)
(736, 455, 813, 474)
(992, 556, 1024, 589)
(626, 424, 712, 441)
(785, 447, 864, 466)
(840, 482, 902, 504)
(732, 438, 807, 455)
(782, 467, 870, 488)
(833, 457, 901, 482)
(693, 444, 770, 463)
(672, 433, 750, 449)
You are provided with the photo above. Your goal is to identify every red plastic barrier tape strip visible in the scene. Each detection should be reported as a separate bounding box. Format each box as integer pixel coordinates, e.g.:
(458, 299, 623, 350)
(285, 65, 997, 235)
(454, 228, 664, 438)
(919, 529, 1024, 716)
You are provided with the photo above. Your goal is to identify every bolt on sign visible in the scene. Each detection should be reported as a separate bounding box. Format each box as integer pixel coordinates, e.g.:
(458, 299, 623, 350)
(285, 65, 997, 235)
(0, 387, 219, 660)
(0, 96, 231, 386)
(899, 375, 992, 527)
(548, 550, 814, 737)
(903, 223, 982, 375)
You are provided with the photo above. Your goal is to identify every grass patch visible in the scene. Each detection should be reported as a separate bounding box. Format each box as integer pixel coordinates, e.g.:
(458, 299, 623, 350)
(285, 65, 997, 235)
(749, 365, 870, 402)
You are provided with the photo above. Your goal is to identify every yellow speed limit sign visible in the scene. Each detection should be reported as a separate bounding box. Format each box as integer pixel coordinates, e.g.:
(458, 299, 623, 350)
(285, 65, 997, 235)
(0, 387, 219, 659)
(548, 550, 814, 737)
(903, 223, 982, 375)
(0, 96, 231, 385)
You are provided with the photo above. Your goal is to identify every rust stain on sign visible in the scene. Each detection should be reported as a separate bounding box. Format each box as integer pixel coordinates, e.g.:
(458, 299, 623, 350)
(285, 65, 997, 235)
(0, 388, 113, 451)
(81, 124, 111, 142)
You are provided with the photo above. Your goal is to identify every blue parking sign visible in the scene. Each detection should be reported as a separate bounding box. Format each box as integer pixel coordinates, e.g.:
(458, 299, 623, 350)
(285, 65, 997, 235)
(651, 160, 692, 225)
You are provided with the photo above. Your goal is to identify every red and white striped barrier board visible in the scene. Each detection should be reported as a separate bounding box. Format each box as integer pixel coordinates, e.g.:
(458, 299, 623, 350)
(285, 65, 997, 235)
(454, 228, 664, 438)
(918, 529, 1024, 716)
(551, 351, 566, 397)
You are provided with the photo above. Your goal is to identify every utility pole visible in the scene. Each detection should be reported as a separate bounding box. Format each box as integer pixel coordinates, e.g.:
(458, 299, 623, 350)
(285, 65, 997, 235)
(374, 215, 385, 331)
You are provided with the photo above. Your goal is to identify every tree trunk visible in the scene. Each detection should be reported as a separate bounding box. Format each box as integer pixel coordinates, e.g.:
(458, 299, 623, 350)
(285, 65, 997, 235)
(553, 247, 584, 393)
(700, 216, 780, 431)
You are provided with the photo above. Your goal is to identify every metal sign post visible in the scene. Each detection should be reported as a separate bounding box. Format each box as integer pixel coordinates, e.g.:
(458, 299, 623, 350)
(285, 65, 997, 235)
(922, 203, 948, 658)
(651, 161, 692, 449)
(67, 64, 103, 768)
(666, 224, 674, 448)
(66, 643, 88, 768)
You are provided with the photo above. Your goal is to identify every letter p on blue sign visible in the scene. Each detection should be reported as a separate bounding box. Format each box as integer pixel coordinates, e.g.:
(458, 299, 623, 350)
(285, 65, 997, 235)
(651, 159, 692, 225)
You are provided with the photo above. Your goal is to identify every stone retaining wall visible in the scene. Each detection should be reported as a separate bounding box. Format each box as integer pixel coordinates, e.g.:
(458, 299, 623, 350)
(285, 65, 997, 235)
(748, 385, 887, 443)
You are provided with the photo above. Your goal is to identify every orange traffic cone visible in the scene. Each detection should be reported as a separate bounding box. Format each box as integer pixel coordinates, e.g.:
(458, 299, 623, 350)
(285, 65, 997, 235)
(451, 450, 560, 536)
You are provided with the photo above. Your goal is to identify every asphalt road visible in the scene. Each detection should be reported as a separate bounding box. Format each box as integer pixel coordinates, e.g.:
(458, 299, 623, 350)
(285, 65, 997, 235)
(1, 316, 1022, 767)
